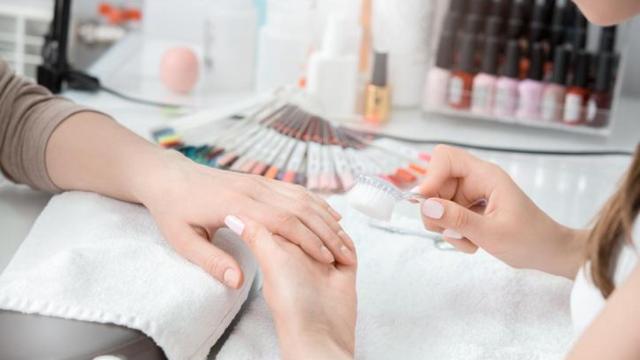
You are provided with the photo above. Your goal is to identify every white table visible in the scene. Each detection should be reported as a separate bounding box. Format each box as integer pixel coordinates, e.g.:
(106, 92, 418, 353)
(1, 33, 638, 272)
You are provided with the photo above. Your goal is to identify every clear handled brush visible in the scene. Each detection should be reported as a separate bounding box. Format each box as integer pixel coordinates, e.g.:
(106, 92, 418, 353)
(347, 175, 457, 251)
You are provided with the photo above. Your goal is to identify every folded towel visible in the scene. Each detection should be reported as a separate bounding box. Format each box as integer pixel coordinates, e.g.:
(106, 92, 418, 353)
(0, 192, 257, 360)
(217, 195, 575, 359)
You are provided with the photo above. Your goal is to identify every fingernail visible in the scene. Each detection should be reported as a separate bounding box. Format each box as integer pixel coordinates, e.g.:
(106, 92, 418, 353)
(443, 229, 463, 240)
(422, 199, 444, 219)
(340, 245, 354, 262)
(410, 186, 421, 193)
(338, 231, 355, 249)
(329, 207, 342, 220)
(320, 246, 335, 263)
(224, 215, 245, 236)
(223, 268, 240, 287)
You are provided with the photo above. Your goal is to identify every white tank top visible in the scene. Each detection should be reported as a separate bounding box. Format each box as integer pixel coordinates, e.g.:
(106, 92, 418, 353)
(570, 215, 640, 335)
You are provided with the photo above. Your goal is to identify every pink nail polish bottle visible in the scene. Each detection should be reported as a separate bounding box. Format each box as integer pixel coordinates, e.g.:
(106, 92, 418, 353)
(471, 36, 500, 115)
(494, 40, 520, 117)
(541, 46, 569, 122)
(423, 16, 456, 110)
(516, 42, 545, 120)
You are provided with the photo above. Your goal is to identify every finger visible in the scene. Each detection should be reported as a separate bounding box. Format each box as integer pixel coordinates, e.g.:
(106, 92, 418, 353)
(271, 182, 344, 227)
(258, 189, 355, 264)
(442, 229, 479, 254)
(420, 197, 486, 243)
(167, 222, 244, 289)
(224, 215, 279, 266)
(270, 180, 342, 220)
(246, 202, 337, 264)
(309, 192, 342, 221)
(418, 145, 489, 205)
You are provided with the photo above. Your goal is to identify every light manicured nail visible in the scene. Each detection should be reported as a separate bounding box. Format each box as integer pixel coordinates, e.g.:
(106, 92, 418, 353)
(224, 215, 245, 236)
(320, 246, 335, 263)
(422, 199, 444, 219)
(410, 186, 421, 193)
(223, 268, 240, 287)
(443, 229, 463, 240)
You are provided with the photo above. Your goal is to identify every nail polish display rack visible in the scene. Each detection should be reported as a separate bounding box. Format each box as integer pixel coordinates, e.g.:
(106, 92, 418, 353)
(422, 0, 630, 136)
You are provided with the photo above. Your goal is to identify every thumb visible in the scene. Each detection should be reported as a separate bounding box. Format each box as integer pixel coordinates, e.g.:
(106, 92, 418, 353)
(224, 215, 280, 266)
(420, 198, 485, 253)
(167, 223, 244, 288)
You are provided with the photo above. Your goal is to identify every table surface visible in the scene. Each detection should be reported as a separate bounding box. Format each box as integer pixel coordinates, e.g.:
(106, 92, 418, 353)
(1, 33, 638, 272)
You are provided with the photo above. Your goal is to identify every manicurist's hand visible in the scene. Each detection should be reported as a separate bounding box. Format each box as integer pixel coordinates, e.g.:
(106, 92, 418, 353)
(135, 150, 355, 288)
(225, 216, 357, 360)
(417, 145, 588, 279)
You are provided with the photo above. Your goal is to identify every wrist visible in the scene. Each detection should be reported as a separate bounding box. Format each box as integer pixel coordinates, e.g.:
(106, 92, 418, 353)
(274, 318, 354, 360)
(547, 224, 589, 279)
(128, 148, 192, 207)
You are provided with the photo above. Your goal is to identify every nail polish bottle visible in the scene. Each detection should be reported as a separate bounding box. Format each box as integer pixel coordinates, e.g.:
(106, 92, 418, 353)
(494, 40, 520, 117)
(570, 11, 588, 51)
(507, 1, 525, 40)
(563, 51, 591, 125)
(471, 36, 500, 114)
(364, 52, 391, 124)
(423, 16, 456, 109)
(450, 0, 468, 16)
(529, 2, 547, 44)
(541, 46, 569, 122)
(489, 0, 509, 20)
(598, 26, 617, 53)
(469, 0, 488, 17)
(485, 16, 503, 37)
(548, 3, 566, 76)
(516, 42, 545, 120)
(586, 53, 616, 127)
(448, 32, 477, 110)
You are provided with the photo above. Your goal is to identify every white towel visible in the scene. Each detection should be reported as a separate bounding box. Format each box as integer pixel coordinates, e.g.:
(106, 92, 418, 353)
(217, 196, 575, 359)
(0, 192, 257, 360)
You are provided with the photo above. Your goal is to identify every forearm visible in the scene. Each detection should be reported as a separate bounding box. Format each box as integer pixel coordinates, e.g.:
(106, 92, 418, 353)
(46, 111, 174, 204)
(538, 223, 589, 280)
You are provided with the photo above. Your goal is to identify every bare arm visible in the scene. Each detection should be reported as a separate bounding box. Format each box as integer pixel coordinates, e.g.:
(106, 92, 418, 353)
(567, 263, 640, 359)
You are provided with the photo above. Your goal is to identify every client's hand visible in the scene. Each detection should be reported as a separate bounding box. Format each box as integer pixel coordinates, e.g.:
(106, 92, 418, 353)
(417, 145, 587, 278)
(225, 215, 357, 360)
(135, 150, 355, 288)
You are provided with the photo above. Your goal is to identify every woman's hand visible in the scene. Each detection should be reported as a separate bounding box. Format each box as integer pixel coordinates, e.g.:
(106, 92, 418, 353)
(226, 215, 357, 360)
(133, 150, 355, 288)
(418, 145, 587, 279)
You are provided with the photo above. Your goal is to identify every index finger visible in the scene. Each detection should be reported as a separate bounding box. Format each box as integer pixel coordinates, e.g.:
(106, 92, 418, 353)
(418, 145, 495, 205)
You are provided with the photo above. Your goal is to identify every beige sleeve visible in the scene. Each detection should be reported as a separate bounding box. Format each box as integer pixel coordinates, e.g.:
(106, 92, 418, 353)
(0, 59, 96, 193)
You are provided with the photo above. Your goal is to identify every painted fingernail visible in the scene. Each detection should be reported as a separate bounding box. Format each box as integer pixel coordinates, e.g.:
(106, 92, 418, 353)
(443, 229, 463, 240)
(224, 215, 245, 236)
(422, 199, 444, 219)
(410, 186, 421, 193)
(223, 268, 240, 287)
(320, 246, 335, 263)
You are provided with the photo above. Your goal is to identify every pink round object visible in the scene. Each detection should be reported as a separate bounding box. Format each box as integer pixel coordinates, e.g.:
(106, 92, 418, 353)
(159, 47, 199, 94)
